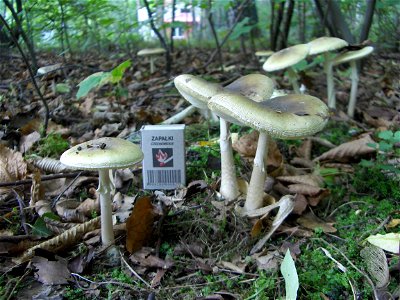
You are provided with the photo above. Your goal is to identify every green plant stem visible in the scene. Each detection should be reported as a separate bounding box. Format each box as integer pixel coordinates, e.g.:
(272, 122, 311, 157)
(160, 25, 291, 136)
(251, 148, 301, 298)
(287, 67, 300, 93)
(325, 58, 336, 109)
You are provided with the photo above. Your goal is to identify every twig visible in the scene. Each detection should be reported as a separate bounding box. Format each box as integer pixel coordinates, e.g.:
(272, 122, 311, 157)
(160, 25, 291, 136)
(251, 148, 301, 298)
(71, 272, 139, 290)
(357, 215, 391, 242)
(120, 251, 152, 288)
(51, 171, 82, 208)
(327, 201, 370, 218)
(5, 269, 31, 300)
(0, 171, 98, 188)
(12, 189, 29, 235)
(314, 237, 380, 300)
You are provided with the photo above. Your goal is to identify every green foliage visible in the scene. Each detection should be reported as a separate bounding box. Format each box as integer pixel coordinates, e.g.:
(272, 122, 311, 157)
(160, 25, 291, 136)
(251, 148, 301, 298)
(229, 17, 255, 41)
(36, 132, 69, 158)
(64, 286, 86, 300)
(76, 60, 131, 99)
(32, 212, 60, 237)
(281, 249, 299, 300)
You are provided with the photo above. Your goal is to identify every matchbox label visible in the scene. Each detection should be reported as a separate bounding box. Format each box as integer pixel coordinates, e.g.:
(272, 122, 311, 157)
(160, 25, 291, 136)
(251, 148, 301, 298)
(141, 124, 186, 189)
(153, 148, 173, 167)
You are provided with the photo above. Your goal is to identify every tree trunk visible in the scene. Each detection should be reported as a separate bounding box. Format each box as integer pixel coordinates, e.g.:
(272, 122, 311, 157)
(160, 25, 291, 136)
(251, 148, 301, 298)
(298, 0, 306, 43)
(169, 0, 176, 53)
(314, 0, 354, 43)
(271, 0, 284, 50)
(359, 0, 376, 43)
(278, 0, 294, 49)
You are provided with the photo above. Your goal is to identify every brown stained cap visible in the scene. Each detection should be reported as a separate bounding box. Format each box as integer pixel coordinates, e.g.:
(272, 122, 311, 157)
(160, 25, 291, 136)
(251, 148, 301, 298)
(137, 48, 166, 56)
(208, 92, 329, 139)
(333, 46, 374, 66)
(308, 37, 349, 56)
(263, 44, 310, 72)
(60, 137, 144, 170)
(174, 74, 223, 109)
(225, 74, 275, 103)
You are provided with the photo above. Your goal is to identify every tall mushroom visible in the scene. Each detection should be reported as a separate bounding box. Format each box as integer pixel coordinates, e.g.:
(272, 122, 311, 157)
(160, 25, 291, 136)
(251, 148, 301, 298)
(262, 44, 309, 94)
(137, 48, 166, 73)
(208, 92, 329, 212)
(307, 37, 349, 109)
(333, 46, 374, 118)
(60, 137, 144, 246)
(174, 74, 274, 202)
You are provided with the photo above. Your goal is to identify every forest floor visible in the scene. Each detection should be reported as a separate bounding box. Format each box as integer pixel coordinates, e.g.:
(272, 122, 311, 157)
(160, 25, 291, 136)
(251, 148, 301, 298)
(0, 48, 399, 300)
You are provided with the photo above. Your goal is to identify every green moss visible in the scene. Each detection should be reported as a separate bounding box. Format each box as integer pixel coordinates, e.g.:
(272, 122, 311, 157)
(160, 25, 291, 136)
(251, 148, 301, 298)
(34, 132, 69, 158)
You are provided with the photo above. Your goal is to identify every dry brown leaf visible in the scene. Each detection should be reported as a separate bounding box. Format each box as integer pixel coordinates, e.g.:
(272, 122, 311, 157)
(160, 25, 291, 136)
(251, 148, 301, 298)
(0, 145, 28, 184)
(314, 134, 376, 162)
(126, 196, 155, 254)
(296, 138, 312, 160)
(130, 247, 174, 269)
(277, 174, 324, 187)
(292, 194, 308, 215)
(76, 198, 99, 217)
(254, 250, 280, 271)
(56, 199, 87, 223)
(307, 188, 330, 206)
(19, 131, 41, 153)
(288, 183, 324, 196)
(277, 225, 313, 237)
(32, 256, 70, 285)
(297, 212, 336, 233)
(232, 130, 258, 157)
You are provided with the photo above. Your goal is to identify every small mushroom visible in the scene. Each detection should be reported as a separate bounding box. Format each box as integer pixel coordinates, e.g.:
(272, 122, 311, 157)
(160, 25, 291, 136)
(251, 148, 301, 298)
(333, 46, 374, 118)
(307, 37, 349, 109)
(263, 44, 309, 93)
(255, 50, 274, 63)
(60, 137, 144, 246)
(137, 48, 166, 73)
(208, 92, 329, 212)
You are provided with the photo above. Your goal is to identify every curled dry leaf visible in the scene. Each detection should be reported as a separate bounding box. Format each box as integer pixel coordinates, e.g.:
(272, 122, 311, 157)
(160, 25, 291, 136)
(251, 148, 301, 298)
(30, 157, 71, 173)
(314, 134, 376, 162)
(360, 245, 389, 288)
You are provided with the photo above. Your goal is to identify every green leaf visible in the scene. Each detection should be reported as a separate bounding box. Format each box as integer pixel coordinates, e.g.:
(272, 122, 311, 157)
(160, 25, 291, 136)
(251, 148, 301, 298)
(360, 159, 374, 168)
(32, 212, 59, 237)
(281, 249, 299, 300)
(378, 130, 393, 141)
(110, 60, 131, 83)
(76, 72, 110, 99)
(229, 17, 254, 40)
(56, 83, 71, 94)
(378, 141, 392, 152)
(393, 131, 400, 142)
(367, 233, 400, 254)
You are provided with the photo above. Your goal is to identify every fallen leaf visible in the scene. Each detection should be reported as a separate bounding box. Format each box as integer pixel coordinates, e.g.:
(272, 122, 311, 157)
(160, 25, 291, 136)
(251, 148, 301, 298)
(387, 219, 400, 228)
(314, 134, 376, 162)
(288, 183, 324, 196)
(0, 145, 28, 185)
(130, 247, 174, 269)
(254, 250, 280, 271)
(32, 256, 70, 285)
(277, 174, 324, 187)
(297, 212, 337, 233)
(126, 196, 155, 253)
(366, 233, 400, 254)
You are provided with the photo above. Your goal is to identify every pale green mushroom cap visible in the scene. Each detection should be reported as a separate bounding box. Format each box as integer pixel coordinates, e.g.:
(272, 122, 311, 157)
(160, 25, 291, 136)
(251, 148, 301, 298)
(208, 92, 329, 139)
(225, 74, 275, 103)
(333, 46, 374, 66)
(174, 74, 223, 109)
(255, 50, 274, 57)
(137, 48, 166, 56)
(263, 44, 310, 72)
(308, 37, 348, 56)
(60, 137, 144, 170)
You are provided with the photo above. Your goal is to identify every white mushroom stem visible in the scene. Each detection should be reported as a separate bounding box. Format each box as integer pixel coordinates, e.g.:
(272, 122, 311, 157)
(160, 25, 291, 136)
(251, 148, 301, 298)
(324, 57, 336, 109)
(244, 132, 268, 212)
(161, 105, 197, 124)
(97, 168, 115, 246)
(219, 118, 239, 202)
(347, 60, 359, 118)
(286, 67, 300, 94)
(149, 57, 155, 73)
